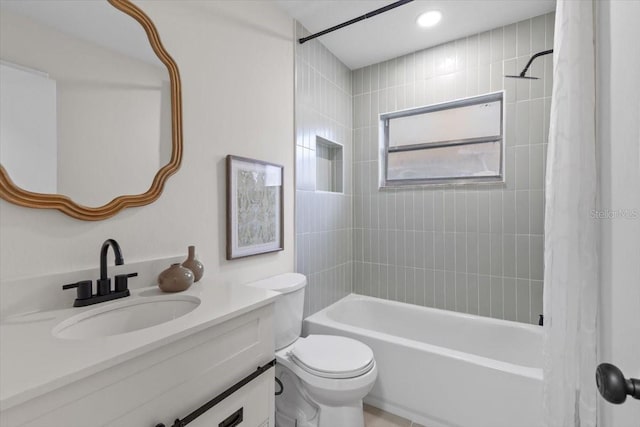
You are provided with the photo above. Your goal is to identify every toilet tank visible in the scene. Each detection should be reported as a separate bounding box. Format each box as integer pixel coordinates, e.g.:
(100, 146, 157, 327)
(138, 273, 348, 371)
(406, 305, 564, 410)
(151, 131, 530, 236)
(245, 273, 306, 350)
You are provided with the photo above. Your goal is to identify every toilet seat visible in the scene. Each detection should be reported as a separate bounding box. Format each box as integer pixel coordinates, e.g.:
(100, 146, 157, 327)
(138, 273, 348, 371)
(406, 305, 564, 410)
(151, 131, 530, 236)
(290, 335, 375, 379)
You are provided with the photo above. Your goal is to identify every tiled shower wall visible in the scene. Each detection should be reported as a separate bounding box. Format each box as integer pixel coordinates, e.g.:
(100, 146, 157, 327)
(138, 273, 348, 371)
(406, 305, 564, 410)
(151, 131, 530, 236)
(351, 13, 554, 324)
(294, 23, 353, 317)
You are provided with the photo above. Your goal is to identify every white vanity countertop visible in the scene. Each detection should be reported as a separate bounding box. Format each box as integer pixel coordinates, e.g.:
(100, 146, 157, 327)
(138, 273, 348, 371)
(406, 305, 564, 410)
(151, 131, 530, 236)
(0, 280, 279, 410)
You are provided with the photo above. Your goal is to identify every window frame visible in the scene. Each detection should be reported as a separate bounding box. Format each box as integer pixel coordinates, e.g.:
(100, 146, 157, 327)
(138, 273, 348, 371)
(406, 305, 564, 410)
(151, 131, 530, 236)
(378, 90, 506, 188)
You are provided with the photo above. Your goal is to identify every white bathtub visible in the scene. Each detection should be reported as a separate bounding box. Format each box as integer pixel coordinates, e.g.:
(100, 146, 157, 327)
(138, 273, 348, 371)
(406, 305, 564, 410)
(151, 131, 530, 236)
(303, 294, 543, 427)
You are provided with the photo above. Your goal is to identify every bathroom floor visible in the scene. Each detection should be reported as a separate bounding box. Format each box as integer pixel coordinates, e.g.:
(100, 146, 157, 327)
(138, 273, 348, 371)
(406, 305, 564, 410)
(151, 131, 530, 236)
(364, 404, 426, 427)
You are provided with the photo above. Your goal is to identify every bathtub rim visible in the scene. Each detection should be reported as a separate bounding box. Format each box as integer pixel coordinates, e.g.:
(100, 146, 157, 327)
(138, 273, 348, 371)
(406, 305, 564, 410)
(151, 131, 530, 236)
(304, 293, 543, 381)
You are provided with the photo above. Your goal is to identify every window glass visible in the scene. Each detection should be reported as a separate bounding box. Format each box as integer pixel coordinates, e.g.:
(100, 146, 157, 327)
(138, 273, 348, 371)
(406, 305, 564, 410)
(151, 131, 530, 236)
(387, 141, 502, 181)
(388, 100, 501, 148)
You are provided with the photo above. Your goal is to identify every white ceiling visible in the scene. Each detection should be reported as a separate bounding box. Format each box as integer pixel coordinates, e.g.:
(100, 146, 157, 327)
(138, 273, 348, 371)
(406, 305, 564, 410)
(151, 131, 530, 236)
(275, 0, 556, 69)
(0, 1, 163, 67)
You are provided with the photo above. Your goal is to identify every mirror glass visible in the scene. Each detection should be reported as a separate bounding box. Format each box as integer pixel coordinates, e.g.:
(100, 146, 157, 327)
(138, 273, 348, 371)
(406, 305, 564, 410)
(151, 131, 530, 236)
(0, 1, 172, 207)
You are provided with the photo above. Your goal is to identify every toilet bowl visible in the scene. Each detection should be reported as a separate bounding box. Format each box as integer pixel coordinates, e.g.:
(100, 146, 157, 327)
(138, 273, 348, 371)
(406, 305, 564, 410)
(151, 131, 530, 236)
(247, 273, 377, 427)
(276, 335, 378, 427)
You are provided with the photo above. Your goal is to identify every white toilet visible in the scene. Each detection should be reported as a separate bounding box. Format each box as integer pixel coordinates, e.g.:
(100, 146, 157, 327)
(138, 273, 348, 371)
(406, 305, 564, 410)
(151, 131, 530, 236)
(248, 273, 377, 427)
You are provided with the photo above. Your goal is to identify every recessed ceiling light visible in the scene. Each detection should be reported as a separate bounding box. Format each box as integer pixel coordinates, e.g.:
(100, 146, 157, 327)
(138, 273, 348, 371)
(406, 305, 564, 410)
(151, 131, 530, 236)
(416, 11, 442, 28)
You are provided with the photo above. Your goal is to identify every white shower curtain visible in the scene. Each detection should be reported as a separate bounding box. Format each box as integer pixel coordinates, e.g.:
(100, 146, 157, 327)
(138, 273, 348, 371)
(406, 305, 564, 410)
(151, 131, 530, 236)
(543, 0, 599, 426)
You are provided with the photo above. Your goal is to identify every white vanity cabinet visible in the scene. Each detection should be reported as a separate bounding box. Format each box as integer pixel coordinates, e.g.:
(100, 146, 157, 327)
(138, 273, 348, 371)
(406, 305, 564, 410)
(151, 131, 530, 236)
(0, 290, 277, 427)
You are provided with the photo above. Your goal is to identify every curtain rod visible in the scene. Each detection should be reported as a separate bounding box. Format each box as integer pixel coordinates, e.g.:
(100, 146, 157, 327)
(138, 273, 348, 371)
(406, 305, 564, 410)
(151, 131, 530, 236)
(298, 0, 414, 45)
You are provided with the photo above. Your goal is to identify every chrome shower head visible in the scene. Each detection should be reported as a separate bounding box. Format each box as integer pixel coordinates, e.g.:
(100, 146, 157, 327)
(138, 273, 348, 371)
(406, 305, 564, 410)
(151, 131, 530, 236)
(504, 49, 553, 80)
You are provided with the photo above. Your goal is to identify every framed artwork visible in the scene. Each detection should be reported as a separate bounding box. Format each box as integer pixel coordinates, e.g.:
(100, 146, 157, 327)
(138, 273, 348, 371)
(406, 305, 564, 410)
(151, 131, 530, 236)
(226, 155, 284, 260)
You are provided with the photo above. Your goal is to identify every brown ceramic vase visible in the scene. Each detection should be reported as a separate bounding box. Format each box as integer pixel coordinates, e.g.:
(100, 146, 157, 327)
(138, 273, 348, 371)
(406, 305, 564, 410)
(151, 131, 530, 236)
(182, 245, 204, 282)
(158, 263, 194, 292)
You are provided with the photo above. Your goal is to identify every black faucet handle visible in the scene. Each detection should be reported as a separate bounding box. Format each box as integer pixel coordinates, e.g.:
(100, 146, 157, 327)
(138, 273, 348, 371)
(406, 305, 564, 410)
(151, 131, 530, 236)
(96, 278, 111, 296)
(63, 280, 93, 300)
(114, 272, 137, 293)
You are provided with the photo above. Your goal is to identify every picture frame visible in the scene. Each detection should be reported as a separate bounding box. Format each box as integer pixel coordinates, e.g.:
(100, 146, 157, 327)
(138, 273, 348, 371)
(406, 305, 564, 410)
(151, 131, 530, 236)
(226, 155, 284, 260)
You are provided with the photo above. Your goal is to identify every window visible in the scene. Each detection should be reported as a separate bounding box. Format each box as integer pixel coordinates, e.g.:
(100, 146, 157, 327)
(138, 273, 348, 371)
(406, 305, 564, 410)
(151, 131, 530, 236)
(379, 91, 505, 187)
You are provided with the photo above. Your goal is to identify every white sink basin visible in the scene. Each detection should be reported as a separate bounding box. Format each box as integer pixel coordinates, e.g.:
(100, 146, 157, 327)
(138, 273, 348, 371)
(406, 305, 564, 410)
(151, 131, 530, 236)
(53, 295, 200, 339)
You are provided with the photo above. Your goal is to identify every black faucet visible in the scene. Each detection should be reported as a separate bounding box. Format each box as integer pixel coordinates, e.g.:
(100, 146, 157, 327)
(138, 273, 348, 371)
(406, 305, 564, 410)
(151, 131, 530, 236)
(62, 238, 137, 307)
(98, 239, 124, 296)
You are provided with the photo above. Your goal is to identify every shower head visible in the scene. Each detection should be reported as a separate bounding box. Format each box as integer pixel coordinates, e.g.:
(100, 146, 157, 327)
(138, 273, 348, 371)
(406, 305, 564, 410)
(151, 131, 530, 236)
(504, 49, 553, 80)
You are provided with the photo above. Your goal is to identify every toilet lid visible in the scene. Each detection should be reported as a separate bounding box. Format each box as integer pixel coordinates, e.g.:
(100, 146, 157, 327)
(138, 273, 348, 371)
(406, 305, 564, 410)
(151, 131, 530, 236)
(290, 335, 375, 379)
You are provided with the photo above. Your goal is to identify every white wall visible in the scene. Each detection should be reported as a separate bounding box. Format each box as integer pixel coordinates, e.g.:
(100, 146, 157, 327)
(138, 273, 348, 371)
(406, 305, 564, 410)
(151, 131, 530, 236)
(597, 0, 640, 425)
(0, 63, 57, 194)
(0, 1, 294, 289)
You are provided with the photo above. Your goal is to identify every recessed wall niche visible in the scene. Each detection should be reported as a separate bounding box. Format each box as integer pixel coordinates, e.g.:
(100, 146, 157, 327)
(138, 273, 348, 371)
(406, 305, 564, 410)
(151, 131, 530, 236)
(315, 136, 343, 193)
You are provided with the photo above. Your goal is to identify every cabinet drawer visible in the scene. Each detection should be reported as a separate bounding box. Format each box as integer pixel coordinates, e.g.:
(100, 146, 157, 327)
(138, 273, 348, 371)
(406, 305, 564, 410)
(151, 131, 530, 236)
(106, 364, 275, 427)
(188, 369, 274, 427)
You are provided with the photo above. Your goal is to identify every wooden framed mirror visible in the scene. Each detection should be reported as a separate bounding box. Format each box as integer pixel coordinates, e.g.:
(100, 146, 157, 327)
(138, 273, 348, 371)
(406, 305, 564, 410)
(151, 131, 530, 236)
(0, 0, 182, 221)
